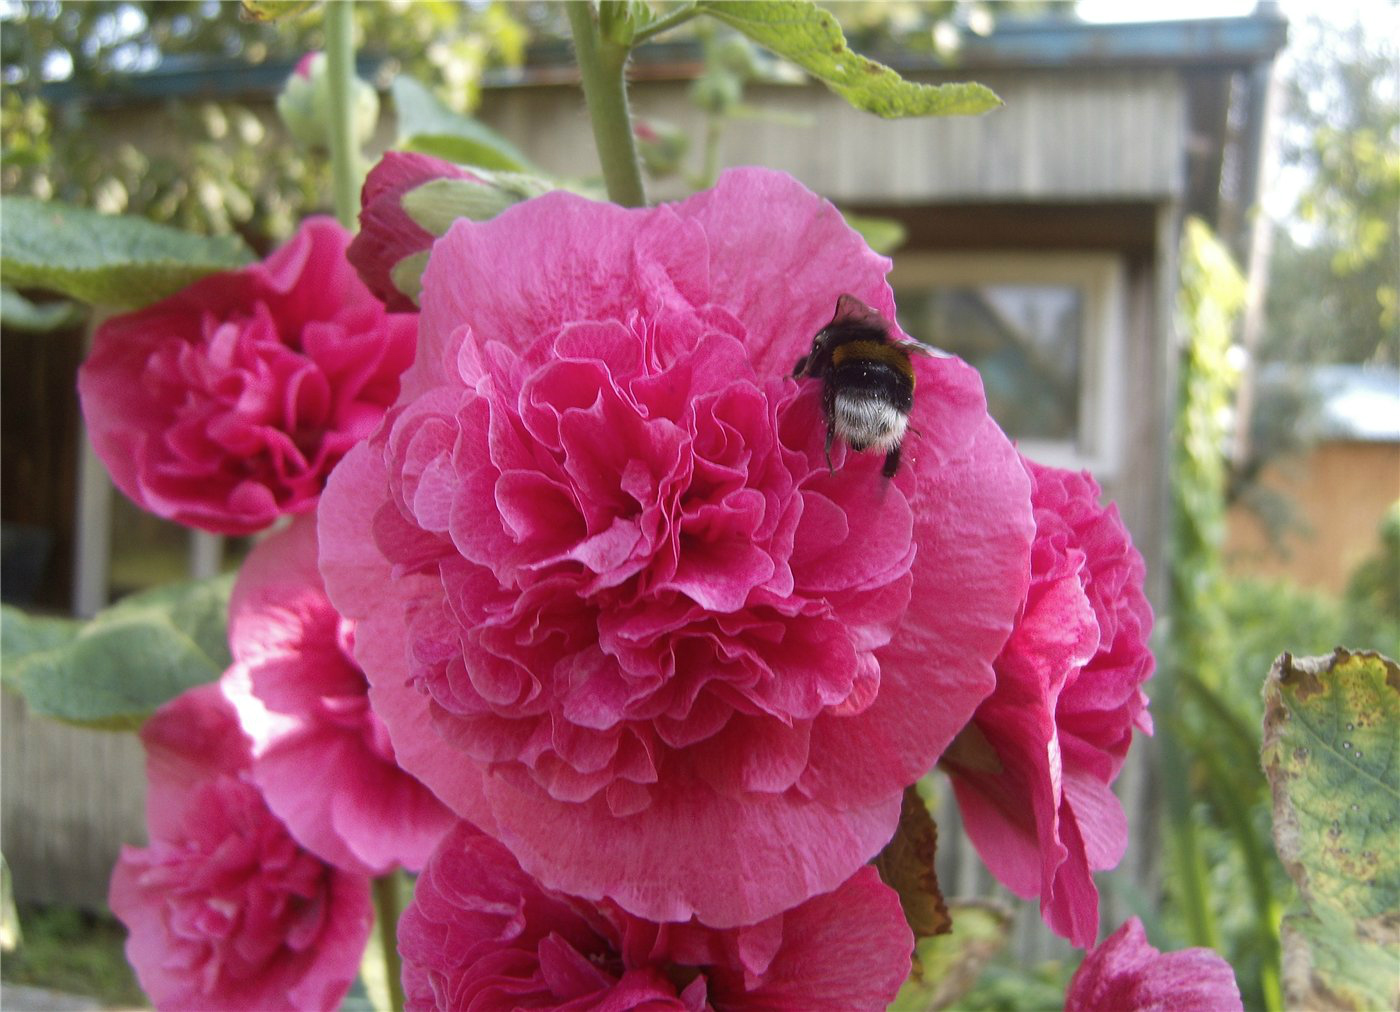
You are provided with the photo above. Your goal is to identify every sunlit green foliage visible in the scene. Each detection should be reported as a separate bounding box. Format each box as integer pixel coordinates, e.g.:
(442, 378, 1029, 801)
(1266, 14, 1399, 367)
(0, 2, 530, 242)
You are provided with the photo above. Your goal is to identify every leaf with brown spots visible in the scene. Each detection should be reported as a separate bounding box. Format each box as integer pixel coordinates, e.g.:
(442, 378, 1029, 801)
(1262, 648, 1400, 1011)
(874, 784, 951, 938)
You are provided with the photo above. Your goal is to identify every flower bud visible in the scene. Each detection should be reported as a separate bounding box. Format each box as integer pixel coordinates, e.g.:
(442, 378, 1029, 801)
(634, 118, 689, 178)
(275, 52, 379, 152)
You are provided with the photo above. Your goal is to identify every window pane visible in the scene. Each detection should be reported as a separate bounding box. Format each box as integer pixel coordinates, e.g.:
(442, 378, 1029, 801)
(897, 284, 1083, 442)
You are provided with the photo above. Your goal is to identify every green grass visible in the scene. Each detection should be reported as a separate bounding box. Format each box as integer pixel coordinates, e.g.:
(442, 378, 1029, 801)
(1, 903, 146, 1008)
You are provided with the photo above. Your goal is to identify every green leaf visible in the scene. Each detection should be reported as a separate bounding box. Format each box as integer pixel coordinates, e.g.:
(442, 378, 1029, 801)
(1261, 648, 1400, 1011)
(598, 0, 657, 46)
(392, 77, 536, 173)
(1, 575, 234, 731)
(0, 198, 254, 310)
(240, 0, 319, 20)
(400, 174, 555, 236)
(840, 210, 907, 256)
(694, 1, 1000, 118)
(889, 901, 1013, 1011)
(388, 251, 431, 308)
(0, 286, 85, 333)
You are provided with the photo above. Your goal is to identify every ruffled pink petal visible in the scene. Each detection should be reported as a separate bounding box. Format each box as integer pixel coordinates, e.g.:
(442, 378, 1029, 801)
(945, 457, 1154, 949)
(400, 822, 910, 1012)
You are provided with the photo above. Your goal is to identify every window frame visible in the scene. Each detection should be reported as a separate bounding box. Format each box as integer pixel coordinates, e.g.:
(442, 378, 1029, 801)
(888, 251, 1127, 477)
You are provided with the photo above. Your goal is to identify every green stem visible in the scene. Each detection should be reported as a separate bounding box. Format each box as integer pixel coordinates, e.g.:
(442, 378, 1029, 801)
(631, 2, 701, 45)
(373, 873, 406, 1012)
(566, 2, 646, 207)
(698, 113, 723, 190)
(1161, 714, 1221, 952)
(324, 0, 359, 229)
(1199, 748, 1283, 1011)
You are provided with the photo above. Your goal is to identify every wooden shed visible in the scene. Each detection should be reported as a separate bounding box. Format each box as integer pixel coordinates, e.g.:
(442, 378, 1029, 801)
(2, 12, 1286, 952)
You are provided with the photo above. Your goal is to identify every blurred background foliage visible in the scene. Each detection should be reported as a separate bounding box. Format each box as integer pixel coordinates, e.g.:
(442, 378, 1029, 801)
(1, 0, 536, 245)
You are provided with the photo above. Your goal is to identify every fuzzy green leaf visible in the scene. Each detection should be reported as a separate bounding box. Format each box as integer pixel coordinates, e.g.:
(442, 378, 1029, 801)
(392, 77, 536, 173)
(695, 1, 1000, 118)
(1262, 648, 1400, 1011)
(1, 576, 234, 731)
(1, 198, 254, 309)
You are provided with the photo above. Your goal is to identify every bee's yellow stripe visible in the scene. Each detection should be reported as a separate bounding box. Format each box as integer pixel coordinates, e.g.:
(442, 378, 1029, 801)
(830, 340, 916, 382)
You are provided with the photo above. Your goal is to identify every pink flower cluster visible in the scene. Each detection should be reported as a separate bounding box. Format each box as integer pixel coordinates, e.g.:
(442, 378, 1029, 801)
(84, 159, 1235, 1010)
(79, 217, 416, 534)
(398, 821, 911, 1011)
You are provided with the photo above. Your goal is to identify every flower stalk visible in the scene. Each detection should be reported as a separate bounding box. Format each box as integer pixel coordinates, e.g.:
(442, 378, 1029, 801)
(373, 872, 406, 1012)
(566, 2, 647, 208)
(324, 0, 360, 229)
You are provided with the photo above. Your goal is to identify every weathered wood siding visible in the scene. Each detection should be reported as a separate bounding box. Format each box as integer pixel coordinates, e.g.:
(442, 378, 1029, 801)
(1226, 440, 1400, 594)
(480, 69, 1184, 203)
(2, 694, 146, 907)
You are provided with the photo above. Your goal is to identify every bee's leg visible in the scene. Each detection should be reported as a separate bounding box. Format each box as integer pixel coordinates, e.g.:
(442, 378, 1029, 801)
(881, 443, 902, 478)
(822, 381, 837, 473)
(792, 354, 809, 377)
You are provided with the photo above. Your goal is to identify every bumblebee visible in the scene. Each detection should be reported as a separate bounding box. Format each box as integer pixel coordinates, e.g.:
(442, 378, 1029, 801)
(793, 294, 931, 478)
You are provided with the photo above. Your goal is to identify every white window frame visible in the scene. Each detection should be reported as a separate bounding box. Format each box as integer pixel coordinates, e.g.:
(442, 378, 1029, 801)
(888, 251, 1127, 478)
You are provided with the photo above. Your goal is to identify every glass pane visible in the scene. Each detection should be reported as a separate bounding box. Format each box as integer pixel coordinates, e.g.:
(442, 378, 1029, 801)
(897, 284, 1083, 442)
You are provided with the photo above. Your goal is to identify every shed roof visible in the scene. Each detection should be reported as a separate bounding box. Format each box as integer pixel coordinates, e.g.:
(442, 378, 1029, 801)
(1259, 364, 1400, 443)
(40, 12, 1287, 106)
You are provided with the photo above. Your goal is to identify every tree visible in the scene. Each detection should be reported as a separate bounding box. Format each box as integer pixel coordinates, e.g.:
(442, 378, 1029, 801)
(1264, 12, 1399, 366)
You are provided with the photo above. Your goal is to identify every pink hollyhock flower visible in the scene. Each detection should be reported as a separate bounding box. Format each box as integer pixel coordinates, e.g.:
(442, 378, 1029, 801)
(943, 458, 1154, 947)
(78, 217, 417, 535)
(319, 167, 1034, 927)
(399, 821, 912, 1011)
(109, 684, 372, 1011)
(346, 151, 478, 312)
(1065, 918, 1243, 1011)
(221, 514, 454, 875)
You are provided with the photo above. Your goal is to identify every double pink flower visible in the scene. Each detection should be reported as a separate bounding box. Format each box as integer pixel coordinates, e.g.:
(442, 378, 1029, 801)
(318, 166, 1036, 928)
